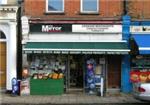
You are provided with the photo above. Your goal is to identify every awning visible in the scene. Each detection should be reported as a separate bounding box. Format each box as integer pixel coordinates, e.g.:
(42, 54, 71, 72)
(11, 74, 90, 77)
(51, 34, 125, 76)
(23, 42, 130, 54)
(133, 35, 150, 54)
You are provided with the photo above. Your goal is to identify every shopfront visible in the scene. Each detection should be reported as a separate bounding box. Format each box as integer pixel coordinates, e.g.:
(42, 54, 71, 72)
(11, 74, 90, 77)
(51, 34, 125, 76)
(0, 31, 6, 90)
(21, 19, 130, 95)
(130, 22, 150, 84)
(0, 5, 18, 91)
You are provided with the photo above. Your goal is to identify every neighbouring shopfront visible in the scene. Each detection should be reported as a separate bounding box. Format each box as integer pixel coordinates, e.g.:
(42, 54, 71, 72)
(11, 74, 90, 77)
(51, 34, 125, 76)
(21, 18, 130, 95)
(130, 22, 150, 84)
(0, 5, 18, 91)
(0, 32, 6, 89)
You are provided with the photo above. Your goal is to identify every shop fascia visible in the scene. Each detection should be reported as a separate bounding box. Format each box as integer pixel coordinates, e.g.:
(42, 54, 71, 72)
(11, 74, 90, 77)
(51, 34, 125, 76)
(130, 26, 150, 34)
(29, 23, 122, 33)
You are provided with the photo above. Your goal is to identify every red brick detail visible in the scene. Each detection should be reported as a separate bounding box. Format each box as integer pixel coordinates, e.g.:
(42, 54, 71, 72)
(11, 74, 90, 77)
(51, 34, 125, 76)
(23, 0, 123, 20)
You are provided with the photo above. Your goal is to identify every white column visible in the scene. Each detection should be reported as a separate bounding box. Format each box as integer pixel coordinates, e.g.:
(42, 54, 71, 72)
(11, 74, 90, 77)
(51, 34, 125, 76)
(6, 22, 17, 90)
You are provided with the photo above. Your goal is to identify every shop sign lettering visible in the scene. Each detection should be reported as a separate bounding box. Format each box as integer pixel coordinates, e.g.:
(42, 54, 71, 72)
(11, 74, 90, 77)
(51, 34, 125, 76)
(61, 51, 69, 54)
(33, 51, 42, 53)
(72, 24, 122, 33)
(24, 51, 33, 54)
(43, 51, 53, 53)
(42, 25, 62, 32)
(30, 23, 72, 33)
(130, 26, 150, 33)
(69, 51, 81, 54)
(82, 51, 93, 54)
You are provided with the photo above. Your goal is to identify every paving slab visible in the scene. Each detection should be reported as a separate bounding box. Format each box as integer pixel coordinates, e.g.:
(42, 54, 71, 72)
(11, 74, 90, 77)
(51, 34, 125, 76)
(0, 92, 148, 105)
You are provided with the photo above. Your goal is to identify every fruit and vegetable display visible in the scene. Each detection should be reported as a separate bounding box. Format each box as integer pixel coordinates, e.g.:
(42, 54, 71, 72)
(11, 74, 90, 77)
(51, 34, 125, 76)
(32, 72, 64, 79)
(28, 55, 66, 80)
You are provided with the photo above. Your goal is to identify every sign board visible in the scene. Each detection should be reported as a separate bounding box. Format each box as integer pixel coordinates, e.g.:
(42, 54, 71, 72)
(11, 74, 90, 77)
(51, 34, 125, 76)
(20, 80, 30, 96)
(21, 16, 29, 35)
(99, 58, 105, 64)
(30, 23, 72, 33)
(23, 50, 127, 55)
(72, 24, 122, 33)
(130, 26, 150, 33)
(30, 23, 122, 33)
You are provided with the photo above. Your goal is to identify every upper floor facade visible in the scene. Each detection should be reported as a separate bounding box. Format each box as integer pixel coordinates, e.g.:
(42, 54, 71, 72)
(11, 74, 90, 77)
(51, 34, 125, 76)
(0, 0, 18, 5)
(22, 0, 150, 21)
(127, 0, 150, 20)
(23, 0, 124, 20)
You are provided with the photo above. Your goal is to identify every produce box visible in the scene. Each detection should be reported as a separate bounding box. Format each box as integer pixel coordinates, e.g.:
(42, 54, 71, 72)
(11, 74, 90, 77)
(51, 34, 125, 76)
(30, 79, 64, 95)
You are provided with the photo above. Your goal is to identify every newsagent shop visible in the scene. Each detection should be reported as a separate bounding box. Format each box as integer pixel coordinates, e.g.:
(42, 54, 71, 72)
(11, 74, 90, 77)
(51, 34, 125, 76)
(21, 16, 131, 95)
(130, 22, 150, 84)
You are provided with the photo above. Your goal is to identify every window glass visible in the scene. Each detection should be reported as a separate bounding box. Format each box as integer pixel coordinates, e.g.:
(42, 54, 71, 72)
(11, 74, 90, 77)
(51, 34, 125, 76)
(0, 31, 6, 39)
(82, 0, 98, 12)
(47, 0, 64, 12)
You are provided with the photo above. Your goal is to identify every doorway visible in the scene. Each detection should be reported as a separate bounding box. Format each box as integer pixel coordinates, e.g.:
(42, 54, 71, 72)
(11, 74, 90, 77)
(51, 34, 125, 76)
(67, 55, 84, 93)
(107, 55, 121, 89)
(0, 42, 6, 89)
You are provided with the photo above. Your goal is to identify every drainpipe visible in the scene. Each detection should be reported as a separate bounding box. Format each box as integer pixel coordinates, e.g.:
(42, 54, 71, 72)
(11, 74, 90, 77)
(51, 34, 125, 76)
(123, 0, 127, 15)
(121, 0, 132, 93)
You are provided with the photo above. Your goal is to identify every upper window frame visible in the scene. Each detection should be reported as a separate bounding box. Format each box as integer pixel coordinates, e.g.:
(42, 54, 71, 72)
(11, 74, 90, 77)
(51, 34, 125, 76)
(0, 0, 7, 4)
(80, 0, 99, 14)
(46, 0, 64, 13)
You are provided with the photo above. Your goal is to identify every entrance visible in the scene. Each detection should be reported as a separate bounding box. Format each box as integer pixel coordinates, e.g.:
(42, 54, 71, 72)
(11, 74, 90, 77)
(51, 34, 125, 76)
(0, 42, 6, 89)
(107, 55, 121, 89)
(67, 55, 84, 93)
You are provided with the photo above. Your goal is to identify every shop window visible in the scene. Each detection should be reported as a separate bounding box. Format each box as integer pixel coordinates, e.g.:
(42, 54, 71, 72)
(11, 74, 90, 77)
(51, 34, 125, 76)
(46, 0, 64, 13)
(80, 0, 99, 14)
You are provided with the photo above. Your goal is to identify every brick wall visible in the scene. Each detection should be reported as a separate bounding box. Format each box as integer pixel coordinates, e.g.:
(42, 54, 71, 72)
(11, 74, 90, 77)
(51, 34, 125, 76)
(128, 0, 150, 20)
(23, 0, 123, 20)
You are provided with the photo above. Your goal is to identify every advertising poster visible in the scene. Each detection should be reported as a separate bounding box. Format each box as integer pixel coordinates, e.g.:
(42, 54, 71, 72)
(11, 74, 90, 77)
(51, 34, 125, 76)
(130, 71, 150, 83)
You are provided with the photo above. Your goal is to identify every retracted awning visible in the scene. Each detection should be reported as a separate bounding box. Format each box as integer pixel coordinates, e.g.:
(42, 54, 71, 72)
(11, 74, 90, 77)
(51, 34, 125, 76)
(133, 34, 150, 54)
(23, 42, 130, 54)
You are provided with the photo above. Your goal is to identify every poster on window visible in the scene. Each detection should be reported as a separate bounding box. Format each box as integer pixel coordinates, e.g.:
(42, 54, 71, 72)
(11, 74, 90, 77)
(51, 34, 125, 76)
(130, 71, 150, 83)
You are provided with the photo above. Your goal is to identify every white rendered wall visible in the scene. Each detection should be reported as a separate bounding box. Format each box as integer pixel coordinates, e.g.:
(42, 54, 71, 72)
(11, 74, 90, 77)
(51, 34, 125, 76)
(28, 33, 122, 42)
(0, 22, 17, 90)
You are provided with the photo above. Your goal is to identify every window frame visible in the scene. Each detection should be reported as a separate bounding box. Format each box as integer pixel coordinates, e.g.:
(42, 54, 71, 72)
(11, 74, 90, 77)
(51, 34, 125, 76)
(46, 0, 64, 13)
(80, 0, 99, 14)
(0, 0, 7, 4)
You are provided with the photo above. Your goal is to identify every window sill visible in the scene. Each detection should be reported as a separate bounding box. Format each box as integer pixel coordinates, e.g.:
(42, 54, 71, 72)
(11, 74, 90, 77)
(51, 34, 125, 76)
(44, 12, 65, 15)
(79, 12, 99, 15)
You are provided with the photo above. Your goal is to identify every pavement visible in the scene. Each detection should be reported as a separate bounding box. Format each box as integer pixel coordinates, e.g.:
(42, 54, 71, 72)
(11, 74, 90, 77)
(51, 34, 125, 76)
(0, 92, 149, 105)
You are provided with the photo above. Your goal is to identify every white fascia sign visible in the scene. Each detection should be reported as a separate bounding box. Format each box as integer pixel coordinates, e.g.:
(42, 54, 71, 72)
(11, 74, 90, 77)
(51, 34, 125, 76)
(72, 24, 122, 33)
(130, 26, 150, 34)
